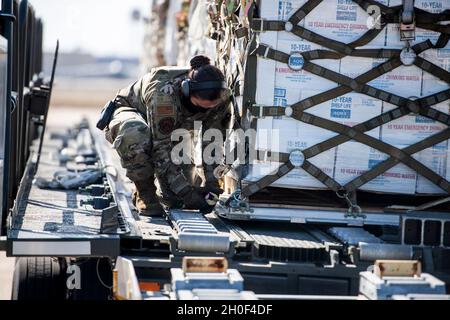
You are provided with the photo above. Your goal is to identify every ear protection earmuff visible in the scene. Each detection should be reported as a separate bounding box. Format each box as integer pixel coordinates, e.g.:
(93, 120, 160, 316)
(181, 78, 228, 98)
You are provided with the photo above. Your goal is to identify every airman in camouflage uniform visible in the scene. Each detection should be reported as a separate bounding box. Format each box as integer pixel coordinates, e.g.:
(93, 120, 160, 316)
(104, 62, 232, 216)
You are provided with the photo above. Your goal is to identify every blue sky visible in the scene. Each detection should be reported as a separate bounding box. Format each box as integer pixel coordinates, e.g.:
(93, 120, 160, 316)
(31, 0, 150, 57)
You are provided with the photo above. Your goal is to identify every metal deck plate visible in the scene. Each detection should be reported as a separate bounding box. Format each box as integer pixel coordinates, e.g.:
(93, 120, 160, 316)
(242, 224, 335, 263)
(137, 217, 174, 241)
(218, 206, 401, 227)
(7, 129, 119, 257)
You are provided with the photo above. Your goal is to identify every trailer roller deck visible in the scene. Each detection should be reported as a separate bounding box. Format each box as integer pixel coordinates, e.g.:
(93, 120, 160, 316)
(2, 120, 450, 299)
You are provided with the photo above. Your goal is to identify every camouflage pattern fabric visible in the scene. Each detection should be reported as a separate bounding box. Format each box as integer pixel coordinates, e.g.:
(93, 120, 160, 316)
(104, 67, 232, 205)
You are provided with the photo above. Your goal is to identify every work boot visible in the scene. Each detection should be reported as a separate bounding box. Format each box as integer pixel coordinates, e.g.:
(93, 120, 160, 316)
(132, 179, 165, 217)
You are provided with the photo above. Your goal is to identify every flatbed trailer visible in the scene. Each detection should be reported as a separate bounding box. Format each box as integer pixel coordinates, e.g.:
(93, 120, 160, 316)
(1, 119, 449, 300)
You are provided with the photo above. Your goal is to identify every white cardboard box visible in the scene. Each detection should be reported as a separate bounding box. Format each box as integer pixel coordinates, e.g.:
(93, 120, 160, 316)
(246, 117, 337, 189)
(415, 142, 449, 194)
(260, 0, 388, 45)
(248, 0, 450, 194)
(340, 56, 423, 99)
(386, 0, 450, 49)
(421, 48, 450, 97)
(334, 142, 418, 194)
(246, 91, 384, 188)
(256, 39, 340, 106)
(303, 0, 388, 46)
(307, 91, 383, 137)
(259, 0, 309, 42)
(332, 94, 417, 194)
(381, 101, 449, 194)
(381, 102, 449, 145)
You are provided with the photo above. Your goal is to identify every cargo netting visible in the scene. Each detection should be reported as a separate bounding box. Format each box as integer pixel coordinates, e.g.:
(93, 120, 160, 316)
(211, 0, 450, 209)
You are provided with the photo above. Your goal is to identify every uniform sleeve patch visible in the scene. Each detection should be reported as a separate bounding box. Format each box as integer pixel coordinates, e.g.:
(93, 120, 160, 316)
(157, 105, 175, 116)
(158, 117, 176, 135)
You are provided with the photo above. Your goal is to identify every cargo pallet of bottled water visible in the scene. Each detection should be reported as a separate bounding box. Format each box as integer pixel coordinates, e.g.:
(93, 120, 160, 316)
(237, 0, 450, 195)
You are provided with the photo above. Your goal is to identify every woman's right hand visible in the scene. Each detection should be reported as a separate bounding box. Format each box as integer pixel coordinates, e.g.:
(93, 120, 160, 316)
(182, 188, 215, 214)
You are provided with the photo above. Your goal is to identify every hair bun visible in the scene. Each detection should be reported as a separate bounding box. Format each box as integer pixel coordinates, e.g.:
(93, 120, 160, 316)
(190, 55, 211, 70)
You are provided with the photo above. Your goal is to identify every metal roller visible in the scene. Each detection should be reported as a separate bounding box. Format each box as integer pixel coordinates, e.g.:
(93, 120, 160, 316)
(359, 243, 413, 261)
(170, 210, 230, 253)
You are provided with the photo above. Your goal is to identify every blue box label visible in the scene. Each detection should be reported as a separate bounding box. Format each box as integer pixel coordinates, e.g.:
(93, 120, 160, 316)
(416, 116, 434, 123)
(368, 159, 383, 169)
(274, 97, 288, 107)
(289, 56, 305, 68)
(336, 11, 357, 21)
(274, 88, 286, 98)
(331, 109, 351, 119)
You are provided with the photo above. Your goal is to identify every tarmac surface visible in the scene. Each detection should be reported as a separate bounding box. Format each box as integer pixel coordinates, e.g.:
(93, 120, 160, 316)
(0, 253, 14, 300)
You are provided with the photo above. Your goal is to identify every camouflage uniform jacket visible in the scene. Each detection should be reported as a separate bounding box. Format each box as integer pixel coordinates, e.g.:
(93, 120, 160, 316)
(113, 67, 232, 196)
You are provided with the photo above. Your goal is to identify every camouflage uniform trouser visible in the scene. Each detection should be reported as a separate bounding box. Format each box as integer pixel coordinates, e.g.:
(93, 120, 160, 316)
(105, 108, 199, 205)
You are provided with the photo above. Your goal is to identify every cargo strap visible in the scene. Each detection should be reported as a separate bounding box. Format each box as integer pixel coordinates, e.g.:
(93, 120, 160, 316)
(344, 128, 450, 193)
(244, 162, 296, 196)
(251, 2, 450, 49)
(245, 123, 450, 197)
(243, 35, 259, 121)
(250, 42, 432, 117)
(251, 19, 389, 57)
(242, 0, 450, 199)
(245, 82, 450, 197)
(302, 89, 450, 159)
(288, 0, 323, 25)
(353, 0, 450, 24)
(299, 112, 450, 192)
(244, 107, 450, 197)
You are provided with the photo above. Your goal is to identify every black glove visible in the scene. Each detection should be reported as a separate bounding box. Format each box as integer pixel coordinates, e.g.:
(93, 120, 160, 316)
(182, 188, 212, 213)
(203, 181, 224, 197)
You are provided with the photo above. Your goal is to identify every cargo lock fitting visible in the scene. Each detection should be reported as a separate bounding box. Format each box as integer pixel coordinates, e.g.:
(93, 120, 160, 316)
(222, 190, 253, 213)
(400, 0, 416, 42)
(337, 191, 365, 219)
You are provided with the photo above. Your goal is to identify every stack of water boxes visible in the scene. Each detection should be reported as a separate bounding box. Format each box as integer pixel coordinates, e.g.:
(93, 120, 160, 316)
(245, 0, 450, 195)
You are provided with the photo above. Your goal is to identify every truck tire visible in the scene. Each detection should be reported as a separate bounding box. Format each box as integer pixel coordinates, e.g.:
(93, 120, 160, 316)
(11, 257, 67, 300)
(69, 258, 112, 300)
